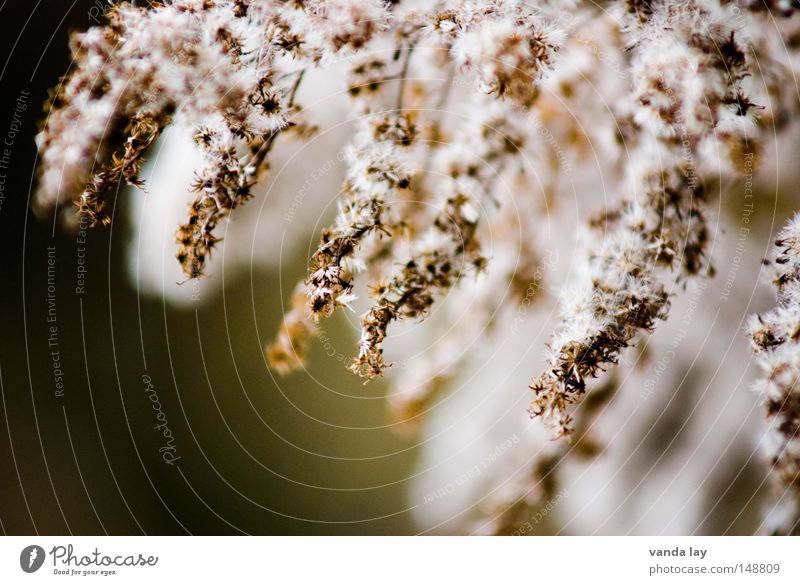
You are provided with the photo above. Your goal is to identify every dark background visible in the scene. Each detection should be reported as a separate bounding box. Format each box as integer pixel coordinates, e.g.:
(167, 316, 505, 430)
(0, 0, 417, 535)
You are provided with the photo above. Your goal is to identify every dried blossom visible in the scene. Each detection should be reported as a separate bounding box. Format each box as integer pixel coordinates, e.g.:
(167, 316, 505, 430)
(267, 283, 319, 376)
(749, 215, 800, 535)
(268, 34, 426, 373)
(351, 104, 529, 379)
(388, 205, 546, 428)
(77, 113, 164, 226)
(297, 0, 391, 57)
(629, 2, 752, 138)
(528, 0, 754, 437)
(430, 0, 563, 108)
(305, 112, 417, 321)
(35, 0, 382, 279)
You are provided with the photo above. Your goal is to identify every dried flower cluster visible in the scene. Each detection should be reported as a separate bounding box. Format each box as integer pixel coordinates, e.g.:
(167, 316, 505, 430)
(529, 0, 753, 437)
(749, 216, 800, 535)
(442, 1, 562, 107)
(36, 0, 800, 534)
(36, 0, 385, 277)
(349, 109, 529, 378)
(305, 112, 417, 323)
